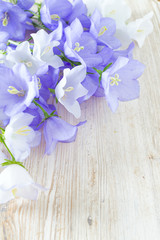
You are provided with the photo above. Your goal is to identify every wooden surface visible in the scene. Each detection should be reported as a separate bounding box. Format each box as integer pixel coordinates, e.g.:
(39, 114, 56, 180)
(1, 0, 160, 239)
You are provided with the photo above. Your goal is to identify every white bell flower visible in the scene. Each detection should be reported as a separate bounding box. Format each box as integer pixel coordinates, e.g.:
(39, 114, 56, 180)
(31, 26, 64, 69)
(100, 0, 132, 29)
(4, 112, 41, 161)
(55, 65, 88, 119)
(83, 0, 130, 26)
(127, 11, 154, 48)
(5, 41, 45, 75)
(0, 164, 45, 204)
(83, 0, 100, 15)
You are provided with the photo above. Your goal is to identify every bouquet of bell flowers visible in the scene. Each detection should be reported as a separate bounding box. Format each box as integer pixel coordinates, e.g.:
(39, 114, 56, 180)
(0, 0, 153, 204)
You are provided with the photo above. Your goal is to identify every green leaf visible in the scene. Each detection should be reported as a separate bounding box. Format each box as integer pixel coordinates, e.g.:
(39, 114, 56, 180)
(32, 99, 50, 119)
(49, 88, 55, 94)
(103, 63, 112, 72)
(92, 67, 102, 75)
(99, 75, 102, 84)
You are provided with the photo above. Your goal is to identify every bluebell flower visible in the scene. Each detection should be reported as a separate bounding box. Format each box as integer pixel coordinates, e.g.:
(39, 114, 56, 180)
(40, 0, 72, 30)
(32, 103, 78, 154)
(64, 18, 103, 67)
(5, 41, 46, 76)
(55, 65, 88, 118)
(0, 164, 45, 204)
(0, 64, 39, 117)
(24, 104, 42, 130)
(37, 67, 60, 102)
(78, 74, 99, 103)
(102, 56, 145, 112)
(66, 0, 87, 23)
(0, 0, 28, 40)
(44, 116, 78, 154)
(90, 9, 121, 49)
(111, 42, 135, 62)
(4, 112, 41, 161)
(31, 25, 64, 69)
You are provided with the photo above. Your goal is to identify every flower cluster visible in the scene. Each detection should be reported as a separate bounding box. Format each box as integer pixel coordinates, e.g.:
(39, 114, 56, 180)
(0, 0, 152, 203)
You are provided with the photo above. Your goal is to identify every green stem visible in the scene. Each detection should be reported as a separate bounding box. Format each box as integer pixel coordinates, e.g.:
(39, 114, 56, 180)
(32, 20, 52, 32)
(32, 99, 50, 119)
(1, 159, 26, 169)
(0, 136, 15, 162)
(0, 126, 5, 132)
(7, 40, 20, 46)
(25, 10, 39, 16)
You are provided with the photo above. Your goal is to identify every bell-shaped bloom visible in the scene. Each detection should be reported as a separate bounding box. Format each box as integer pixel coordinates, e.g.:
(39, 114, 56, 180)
(0, 164, 45, 204)
(44, 116, 78, 154)
(24, 106, 42, 131)
(100, 0, 131, 29)
(78, 74, 99, 103)
(64, 18, 103, 67)
(37, 67, 60, 102)
(102, 56, 145, 112)
(55, 65, 88, 118)
(5, 41, 46, 76)
(127, 12, 153, 48)
(31, 25, 64, 69)
(90, 9, 121, 49)
(0, 64, 38, 117)
(66, 0, 87, 23)
(4, 112, 41, 161)
(99, 0, 132, 48)
(0, 0, 28, 41)
(40, 0, 72, 30)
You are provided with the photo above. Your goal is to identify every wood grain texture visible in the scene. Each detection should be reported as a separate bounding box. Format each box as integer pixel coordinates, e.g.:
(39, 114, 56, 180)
(0, 0, 160, 239)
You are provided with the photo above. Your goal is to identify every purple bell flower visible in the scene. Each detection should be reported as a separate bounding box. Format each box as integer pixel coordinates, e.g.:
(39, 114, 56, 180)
(0, 0, 28, 41)
(40, 0, 72, 30)
(44, 116, 78, 154)
(90, 9, 121, 49)
(66, 0, 87, 23)
(102, 56, 145, 112)
(64, 18, 103, 67)
(0, 64, 38, 117)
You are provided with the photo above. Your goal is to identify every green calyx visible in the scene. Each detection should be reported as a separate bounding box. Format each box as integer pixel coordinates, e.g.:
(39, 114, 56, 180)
(93, 63, 112, 83)
(32, 99, 59, 127)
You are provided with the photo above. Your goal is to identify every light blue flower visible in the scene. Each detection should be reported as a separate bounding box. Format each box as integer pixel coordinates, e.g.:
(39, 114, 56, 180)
(55, 65, 88, 118)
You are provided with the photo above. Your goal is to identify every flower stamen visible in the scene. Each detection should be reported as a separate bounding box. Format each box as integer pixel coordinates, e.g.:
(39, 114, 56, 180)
(65, 86, 74, 92)
(50, 14, 60, 21)
(137, 29, 144, 32)
(41, 46, 52, 56)
(109, 10, 116, 15)
(74, 42, 84, 52)
(98, 26, 108, 37)
(62, 86, 74, 101)
(15, 126, 31, 136)
(20, 60, 33, 68)
(37, 77, 42, 90)
(8, 86, 25, 97)
(2, 12, 9, 27)
(110, 74, 121, 86)
(12, 188, 17, 198)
